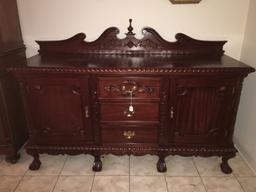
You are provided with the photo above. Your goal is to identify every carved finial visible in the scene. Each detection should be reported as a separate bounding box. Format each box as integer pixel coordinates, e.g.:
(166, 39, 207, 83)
(126, 19, 135, 36)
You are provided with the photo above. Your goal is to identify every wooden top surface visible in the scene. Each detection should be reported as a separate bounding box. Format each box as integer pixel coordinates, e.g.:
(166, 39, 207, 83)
(6, 54, 255, 75)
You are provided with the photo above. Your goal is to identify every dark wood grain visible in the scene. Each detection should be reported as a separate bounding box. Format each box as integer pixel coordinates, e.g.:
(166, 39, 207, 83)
(7, 20, 255, 173)
(0, 0, 27, 163)
(101, 125, 158, 144)
(173, 77, 235, 144)
(99, 77, 160, 98)
(100, 102, 159, 122)
(24, 76, 93, 145)
(0, 0, 25, 56)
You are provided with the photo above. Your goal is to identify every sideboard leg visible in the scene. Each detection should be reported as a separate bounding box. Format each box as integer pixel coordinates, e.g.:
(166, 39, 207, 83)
(157, 155, 167, 172)
(29, 153, 41, 171)
(5, 153, 20, 164)
(220, 155, 234, 174)
(92, 155, 102, 172)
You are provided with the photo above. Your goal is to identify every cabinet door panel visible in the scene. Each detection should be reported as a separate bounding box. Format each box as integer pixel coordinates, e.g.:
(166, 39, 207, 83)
(173, 78, 234, 144)
(0, 117, 6, 145)
(26, 77, 92, 145)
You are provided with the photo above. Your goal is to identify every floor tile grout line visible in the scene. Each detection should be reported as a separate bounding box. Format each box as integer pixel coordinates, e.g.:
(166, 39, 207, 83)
(164, 174, 170, 192)
(233, 175, 247, 192)
(192, 157, 208, 192)
(13, 150, 31, 192)
(130, 174, 168, 177)
(78, 174, 129, 176)
(50, 155, 68, 192)
(89, 172, 96, 192)
(13, 171, 27, 192)
(58, 155, 70, 176)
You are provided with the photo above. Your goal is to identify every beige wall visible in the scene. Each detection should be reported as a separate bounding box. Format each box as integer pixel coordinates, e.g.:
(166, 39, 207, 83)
(17, 0, 249, 58)
(234, 0, 256, 172)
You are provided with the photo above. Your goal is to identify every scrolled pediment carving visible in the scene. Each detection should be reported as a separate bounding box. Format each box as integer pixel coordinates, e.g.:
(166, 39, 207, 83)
(36, 19, 226, 59)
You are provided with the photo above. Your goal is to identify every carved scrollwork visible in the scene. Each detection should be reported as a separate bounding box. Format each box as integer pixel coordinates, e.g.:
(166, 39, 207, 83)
(217, 86, 227, 97)
(31, 85, 44, 94)
(177, 88, 189, 96)
(125, 41, 137, 48)
(104, 80, 154, 96)
(79, 129, 85, 136)
(33, 85, 41, 90)
(42, 126, 51, 134)
(101, 39, 123, 49)
(33, 19, 228, 59)
(138, 39, 160, 49)
(208, 128, 220, 136)
(71, 89, 81, 96)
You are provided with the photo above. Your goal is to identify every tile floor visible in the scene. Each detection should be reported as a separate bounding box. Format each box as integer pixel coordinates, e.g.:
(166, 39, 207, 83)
(0, 149, 256, 192)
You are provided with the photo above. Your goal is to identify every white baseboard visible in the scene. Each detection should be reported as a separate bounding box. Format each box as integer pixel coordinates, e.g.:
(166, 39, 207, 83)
(234, 138, 256, 175)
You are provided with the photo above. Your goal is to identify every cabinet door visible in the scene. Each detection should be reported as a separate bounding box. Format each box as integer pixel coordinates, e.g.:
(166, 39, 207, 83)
(0, 117, 7, 146)
(171, 77, 235, 145)
(26, 76, 92, 145)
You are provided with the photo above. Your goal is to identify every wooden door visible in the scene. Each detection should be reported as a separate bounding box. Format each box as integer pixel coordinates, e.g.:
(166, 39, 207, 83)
(171, 77, 235, 145)
(25, 76, 92, 145)
(0, 116, 6, 146)
(0, 81, 8, 146)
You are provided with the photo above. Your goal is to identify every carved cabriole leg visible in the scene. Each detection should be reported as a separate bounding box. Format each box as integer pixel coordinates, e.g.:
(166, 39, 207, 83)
(5, 153, 21, 164)
(28, 153, 41, 170)
(92, 155, 102, 172)
(220, 154, 235, 174)
(157, 155, 167, 172)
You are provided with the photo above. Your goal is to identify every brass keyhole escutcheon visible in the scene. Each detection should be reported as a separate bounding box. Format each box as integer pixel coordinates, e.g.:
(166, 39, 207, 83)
(123, 131, 135, 139)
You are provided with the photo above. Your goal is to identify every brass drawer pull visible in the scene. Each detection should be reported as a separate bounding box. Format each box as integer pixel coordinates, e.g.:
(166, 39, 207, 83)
(170, 106, 174, 119)
(84, 106, 89, 118)
(104, 80, 154, 96)
(123, 131, 135, 139)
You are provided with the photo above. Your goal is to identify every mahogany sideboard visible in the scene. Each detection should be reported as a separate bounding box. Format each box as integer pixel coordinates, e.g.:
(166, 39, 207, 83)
(7, 20, 255, 173)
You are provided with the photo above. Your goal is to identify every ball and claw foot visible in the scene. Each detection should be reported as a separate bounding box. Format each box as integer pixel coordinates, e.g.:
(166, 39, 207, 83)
(5, 153, 21, 164)
(92, 161, 102, 172)
(157, 158, 167, 173)
(220, 162, 233, 174)
(29, 155, 41, 170)
(92, 155, 102, 172)
(220, 156, 233, 174)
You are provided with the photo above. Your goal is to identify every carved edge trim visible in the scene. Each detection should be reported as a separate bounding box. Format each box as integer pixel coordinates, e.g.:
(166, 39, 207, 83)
(26, 145, 237, 153)
(7, 67, 254, 74)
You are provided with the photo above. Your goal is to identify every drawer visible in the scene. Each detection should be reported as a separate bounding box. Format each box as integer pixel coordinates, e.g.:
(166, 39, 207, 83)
(100, 103, 159, 122)
(101, 125, 158, 144)
(98, 77, 161, 99)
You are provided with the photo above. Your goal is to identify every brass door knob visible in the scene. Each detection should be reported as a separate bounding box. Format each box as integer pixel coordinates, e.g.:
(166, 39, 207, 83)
(123, 131, 135, 139)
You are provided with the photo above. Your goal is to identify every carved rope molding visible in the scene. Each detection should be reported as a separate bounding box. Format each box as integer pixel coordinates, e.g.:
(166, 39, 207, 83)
(26, 145, 236, 153)
(8, 67, 254, 74)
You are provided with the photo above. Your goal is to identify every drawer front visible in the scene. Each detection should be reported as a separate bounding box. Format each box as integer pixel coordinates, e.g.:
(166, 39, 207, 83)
(100, 103, 159, 122)
(101, 125, 158, 144)
(98, 77, 161, 99)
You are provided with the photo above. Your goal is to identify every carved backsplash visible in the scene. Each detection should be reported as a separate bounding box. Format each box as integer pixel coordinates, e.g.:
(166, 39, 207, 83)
(36, 19, 226, 59)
